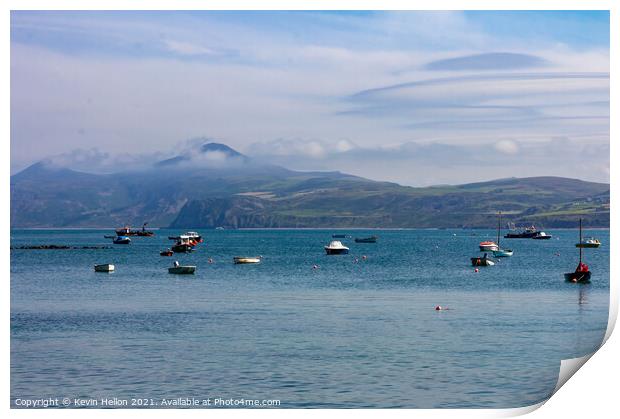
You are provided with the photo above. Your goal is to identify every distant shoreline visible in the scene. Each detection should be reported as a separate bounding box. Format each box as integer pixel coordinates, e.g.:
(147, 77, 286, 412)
(10, 227, 611, 231)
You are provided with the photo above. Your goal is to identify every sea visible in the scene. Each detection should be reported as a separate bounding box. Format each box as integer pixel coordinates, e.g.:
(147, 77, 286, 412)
(10, 228, 610, 408)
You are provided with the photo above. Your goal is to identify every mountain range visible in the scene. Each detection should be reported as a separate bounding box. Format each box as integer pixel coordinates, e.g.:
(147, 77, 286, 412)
(10, 142, 610, 229)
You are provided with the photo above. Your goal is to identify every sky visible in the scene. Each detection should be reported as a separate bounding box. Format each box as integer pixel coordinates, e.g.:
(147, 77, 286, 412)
(10, 10, 610, 186)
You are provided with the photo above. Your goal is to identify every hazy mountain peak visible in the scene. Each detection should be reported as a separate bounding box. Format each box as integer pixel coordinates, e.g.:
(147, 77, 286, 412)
(155, 142, 249, 168)
(200, 142, 245, 157)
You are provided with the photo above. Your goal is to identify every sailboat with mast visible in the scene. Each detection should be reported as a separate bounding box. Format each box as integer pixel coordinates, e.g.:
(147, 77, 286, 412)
(492, 211, 513, 257)
(564, 218, 592, 283)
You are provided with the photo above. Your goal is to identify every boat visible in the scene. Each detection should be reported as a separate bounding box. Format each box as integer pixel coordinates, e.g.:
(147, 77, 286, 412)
(576, 237, 601, 248)
(504, 225, 541, 238)
(185, 232, 203, 243)
(171, 235, 196, 253)
(355, 236, 377, 243)
(332, 234, 349, 238)
(94, 264, 115, 272)
(479, 241, 499, 251)
(324, 240, 349, 255)
(115, 223, 155, 237)
(564, 219, 592, 283)
(113, 236, 131, 244)
(233, 256, 262, 264)
(172, 243, 193, 253)
(471, 253, 495, 266)
(492, 212, 513, 257)
(168, 264, 196, 275)
(532, 231, 552, 240)
(160, 249, 174, 256)
(168, 232, 203, 244)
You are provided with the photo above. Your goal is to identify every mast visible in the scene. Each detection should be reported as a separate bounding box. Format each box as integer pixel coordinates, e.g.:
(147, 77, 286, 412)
(497, 211, 501, 246)
(579, 218, 582, 264)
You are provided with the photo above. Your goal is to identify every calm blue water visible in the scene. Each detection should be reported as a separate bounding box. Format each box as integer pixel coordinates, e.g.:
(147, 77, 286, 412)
(11, 229, 609, 408)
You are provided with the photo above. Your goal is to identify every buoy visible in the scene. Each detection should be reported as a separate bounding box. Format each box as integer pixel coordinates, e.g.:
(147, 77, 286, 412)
(362, 255, 367, 260)
(312, 264, 319, 270)
(435, 305, 442, 311)
(474, 268, 479, 273)
(208, 258, 213, 264)
(354, 258, 359, 263)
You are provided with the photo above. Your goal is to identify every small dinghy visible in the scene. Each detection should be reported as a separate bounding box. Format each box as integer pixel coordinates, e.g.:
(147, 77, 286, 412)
(94, 264, 115, 272)
(160, 249, 173, 256)
(325, 240, 349, 255)
(565, 219, 592, 283)
(168, 261, 196, 274)
(113, 236, 131, 244)
(471, 253, 495, 266)
(234, 256, 262, 264)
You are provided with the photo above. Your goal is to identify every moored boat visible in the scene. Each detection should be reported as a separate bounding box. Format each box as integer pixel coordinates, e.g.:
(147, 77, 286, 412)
(492, 211, 513, 257)
(160, 249, 174, 256)
(576, 237, 601, 248)
(332, 234, 349, 238)
(532, 231, 552, 240)
(471, 253, 495, 266)
(233, 256, 262, 264)
(504, 225, 540, 238)
(325, 240, 349, 255)
(168, 265, 196, 274)
(479, 241, 499, 251)
(185, 232, 203, 243)
(355, 236, 378, 243)
(94, 263, 115, 272)
(171, 235, 196, 253)
(113, 236, 131, 244)
(564, 218, 591, 283)
(172, 243, 193, 253)
(115, 223, 155, 237)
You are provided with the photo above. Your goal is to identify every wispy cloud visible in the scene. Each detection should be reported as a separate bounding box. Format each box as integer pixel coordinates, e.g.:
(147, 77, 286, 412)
(423, 52, 549, 71)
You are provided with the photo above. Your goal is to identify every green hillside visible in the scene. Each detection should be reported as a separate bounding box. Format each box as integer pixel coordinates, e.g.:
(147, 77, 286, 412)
(10, 145, 609, 229)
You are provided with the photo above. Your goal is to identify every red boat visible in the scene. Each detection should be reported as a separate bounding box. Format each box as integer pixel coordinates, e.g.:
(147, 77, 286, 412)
(564, 219, 592, 283)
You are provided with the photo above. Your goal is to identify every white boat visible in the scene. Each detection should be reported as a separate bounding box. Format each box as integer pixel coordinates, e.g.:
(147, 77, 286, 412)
(576, 237, 601, 248)
(168, 265, 196, 274)
(479, 241, 499, 251)
(325, 240, 349, 255)
(492, 211, 513, 257)
(185, 232, 203, 242)
(234, 256, 262, 264)
(94, 264, 115, 272)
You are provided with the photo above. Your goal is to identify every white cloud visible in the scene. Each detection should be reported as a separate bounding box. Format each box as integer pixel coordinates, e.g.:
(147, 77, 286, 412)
(494, 140, 520, 154)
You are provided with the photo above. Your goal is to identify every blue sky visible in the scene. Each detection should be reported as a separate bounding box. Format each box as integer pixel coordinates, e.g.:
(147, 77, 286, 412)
(10, 10, 609, 185)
